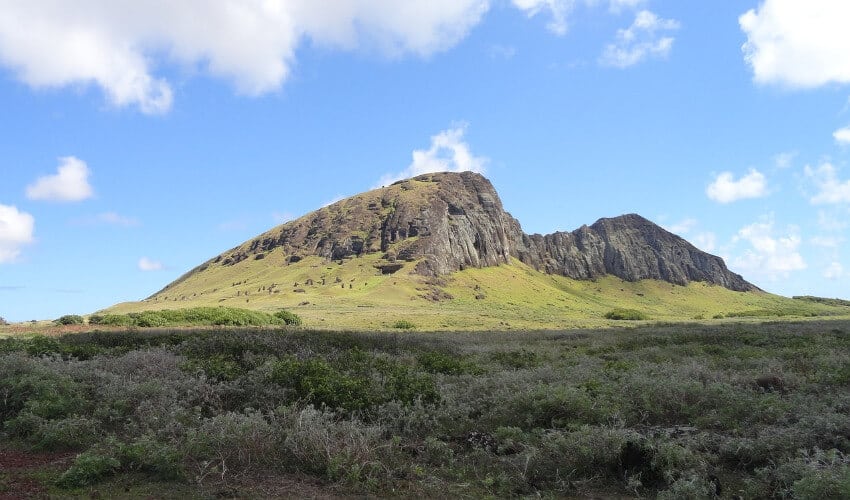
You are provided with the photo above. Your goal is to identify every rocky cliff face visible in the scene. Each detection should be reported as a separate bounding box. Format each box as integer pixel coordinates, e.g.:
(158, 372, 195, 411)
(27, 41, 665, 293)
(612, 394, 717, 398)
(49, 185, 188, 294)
(206, 171, 756, 292)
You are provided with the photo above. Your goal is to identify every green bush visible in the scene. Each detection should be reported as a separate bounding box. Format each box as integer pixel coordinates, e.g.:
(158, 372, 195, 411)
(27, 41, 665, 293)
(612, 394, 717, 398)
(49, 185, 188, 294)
(274, 310, 303, 326)
(392, 320, 416, 330)
(54, 315, 84, 325)
(269, 354, 438, 412)
(57, 451, 121, 488)
(605, 309, 649, 321)
(24, 336, 62, 356)
(417, 351, 482, 375)
(119, 436, 184, 480)
(491, 349, 539, 369)
(84, 307, 296, 328)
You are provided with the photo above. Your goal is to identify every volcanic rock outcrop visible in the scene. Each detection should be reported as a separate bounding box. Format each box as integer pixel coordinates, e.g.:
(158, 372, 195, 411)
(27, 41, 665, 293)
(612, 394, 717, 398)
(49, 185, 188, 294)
(192, 171, 756, 292)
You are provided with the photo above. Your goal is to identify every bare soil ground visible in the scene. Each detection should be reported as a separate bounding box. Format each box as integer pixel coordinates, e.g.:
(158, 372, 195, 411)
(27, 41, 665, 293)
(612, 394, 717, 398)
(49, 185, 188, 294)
(0, 449, 74, 499)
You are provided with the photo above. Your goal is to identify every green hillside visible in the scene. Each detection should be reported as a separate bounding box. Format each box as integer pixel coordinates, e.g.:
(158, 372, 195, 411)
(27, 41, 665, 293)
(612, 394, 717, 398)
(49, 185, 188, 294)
(104, 248, 846, 330)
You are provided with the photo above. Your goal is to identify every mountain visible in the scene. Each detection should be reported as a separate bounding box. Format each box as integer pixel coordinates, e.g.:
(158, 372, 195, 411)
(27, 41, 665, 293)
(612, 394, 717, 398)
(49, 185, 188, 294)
(175, 171, 753, 292)
(105, 171, 825, 330)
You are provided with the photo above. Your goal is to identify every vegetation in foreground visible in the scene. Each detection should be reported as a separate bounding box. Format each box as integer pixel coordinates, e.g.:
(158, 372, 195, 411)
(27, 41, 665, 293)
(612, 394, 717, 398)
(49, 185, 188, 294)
(1, 321, 850, 497)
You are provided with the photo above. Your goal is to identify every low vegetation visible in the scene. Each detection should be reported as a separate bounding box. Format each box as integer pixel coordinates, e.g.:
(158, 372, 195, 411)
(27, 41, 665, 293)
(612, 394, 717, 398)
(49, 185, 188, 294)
(54, 315, 84, 326)
(794, 295, 850, 308)
(605, 308, 649, 320)
(1, 320, 849, 497)
(88, 306, 301, 328)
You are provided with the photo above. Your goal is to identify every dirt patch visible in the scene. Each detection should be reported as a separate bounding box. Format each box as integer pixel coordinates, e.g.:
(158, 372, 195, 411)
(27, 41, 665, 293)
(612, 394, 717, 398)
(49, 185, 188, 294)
(0, 449, 75, 499)
(233, 473, 345, 499)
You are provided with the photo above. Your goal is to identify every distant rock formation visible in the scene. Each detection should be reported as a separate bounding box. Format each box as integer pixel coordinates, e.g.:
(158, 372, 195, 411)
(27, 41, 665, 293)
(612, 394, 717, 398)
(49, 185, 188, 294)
(176, 171, 756, 292)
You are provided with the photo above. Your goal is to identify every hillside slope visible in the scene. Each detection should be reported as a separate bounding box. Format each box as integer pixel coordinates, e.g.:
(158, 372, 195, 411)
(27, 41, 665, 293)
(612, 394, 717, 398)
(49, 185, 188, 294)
(100, 172, 843, 330)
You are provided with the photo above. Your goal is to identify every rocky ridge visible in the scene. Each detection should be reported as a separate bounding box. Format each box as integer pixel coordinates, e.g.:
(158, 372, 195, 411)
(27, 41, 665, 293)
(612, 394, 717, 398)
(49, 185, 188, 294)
(187, 171, 755, 292)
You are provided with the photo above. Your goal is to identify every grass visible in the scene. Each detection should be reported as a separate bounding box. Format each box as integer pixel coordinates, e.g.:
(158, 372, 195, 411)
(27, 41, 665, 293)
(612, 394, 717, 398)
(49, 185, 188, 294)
(96, 255, 850, 331)
(1, 320, 849, 497)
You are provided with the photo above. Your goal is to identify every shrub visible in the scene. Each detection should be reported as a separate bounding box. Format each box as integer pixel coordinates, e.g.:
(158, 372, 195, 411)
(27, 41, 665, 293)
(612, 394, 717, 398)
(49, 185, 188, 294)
(279, 405, 385, 482)
(0, 365, 85, 425)
(274, 310, 303, 326)
(29, 416, 101, 450)
(57, 451, 121, 488)
(0, 316, 7, 325)
(270, 356, 376, 411)
(24, 336, 62, 356)
(269, 354, 438, 412)
(184, 411, 279, 484)
(393, 320, 416, 330)
(54, 315, 84, 325)
(417, 351, 482, 375)
(491, 349, 539, 369)
(88, 314, 134, 326)
(526, 426, 633, 486)
(183, 354, 245, 382)
(605, 309, 649, 321)
(119, 436, 184, 480)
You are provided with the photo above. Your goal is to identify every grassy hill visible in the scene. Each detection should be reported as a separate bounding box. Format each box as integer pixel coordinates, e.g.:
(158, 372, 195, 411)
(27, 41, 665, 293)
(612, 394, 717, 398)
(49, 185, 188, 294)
(103, 247, 846, 330)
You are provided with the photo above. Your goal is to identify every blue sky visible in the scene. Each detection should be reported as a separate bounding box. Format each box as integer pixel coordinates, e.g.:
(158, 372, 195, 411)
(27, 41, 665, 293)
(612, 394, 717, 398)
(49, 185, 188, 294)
(2, 0, 850, 321)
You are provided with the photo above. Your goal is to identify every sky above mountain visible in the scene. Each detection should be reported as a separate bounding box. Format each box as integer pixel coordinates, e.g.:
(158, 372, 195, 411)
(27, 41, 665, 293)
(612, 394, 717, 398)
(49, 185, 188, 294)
(2, 0, 850, 321)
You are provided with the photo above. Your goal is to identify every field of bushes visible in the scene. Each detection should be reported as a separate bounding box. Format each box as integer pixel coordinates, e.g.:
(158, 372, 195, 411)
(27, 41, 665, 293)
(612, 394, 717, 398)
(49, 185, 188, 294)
(2, 320, 850, 497)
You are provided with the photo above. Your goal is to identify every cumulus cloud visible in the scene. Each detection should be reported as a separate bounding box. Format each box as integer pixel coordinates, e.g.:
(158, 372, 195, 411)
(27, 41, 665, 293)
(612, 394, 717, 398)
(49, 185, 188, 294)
(96, 212, 138, 226)
(834, 127, 850, 145)
(664, 218, 697, 235)
(375, 126, 487, 187)
(600, 10, 679, 68)
(731, 216, 806, 280)
(824, 262, 844, 280)
(706, 169, 768, 204)
(774, 151, 796, 169)
(817, 210, 848, 231)
(0, 205, 35, 264)
(608, 0, 645, 14)
(810, 235, 842, 249)
(72, 211, 139, 227)
(512, 0, 574, 35)
(138, 257, 163, 271)
(26, 157, 93, 202)
(804, 162, 850, 205)
(740, 1, 850, 88)
(692, 232, 717, 253)
(0, 1, 489, 113)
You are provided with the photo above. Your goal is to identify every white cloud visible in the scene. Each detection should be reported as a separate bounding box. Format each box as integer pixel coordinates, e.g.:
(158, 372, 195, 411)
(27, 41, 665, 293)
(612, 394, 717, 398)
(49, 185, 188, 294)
(488, 44, 517, 60)
(774, 151, 796, 169)
(600, 10, 679, 68)
(72, 212, 139, 227)
(376, 125, 487, 187)
(0, 205, 35, 264)
(731, 216, 806, 280)
(665, 218, 697, 235)
(26, 157, 93, 202)
(706, 169, 768, 203)
(96, 212, 138, 227)
(608, 0, 645, 14)
(0, 1, 489, 113)
(834, 127, 850, 145)
(824, 262, 844, 280)
(804, 162, 850, 204)
(512, 0, 574, 35)
(811, 235, 842, 249)
(740, 1, 850, 88)
(817, 210, 848, 231)
(693, 232, 717, 253)
(138, 257, 163, 271)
